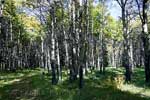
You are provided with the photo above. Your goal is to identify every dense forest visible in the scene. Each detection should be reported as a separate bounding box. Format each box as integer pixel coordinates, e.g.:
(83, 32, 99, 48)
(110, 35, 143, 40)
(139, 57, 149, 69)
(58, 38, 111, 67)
(0, 0, 150, 100)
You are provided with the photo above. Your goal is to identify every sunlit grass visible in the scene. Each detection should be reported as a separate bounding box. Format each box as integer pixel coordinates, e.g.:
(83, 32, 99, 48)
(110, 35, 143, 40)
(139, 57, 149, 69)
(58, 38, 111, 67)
(120, 84, 150, 97)
(0, 67, 150, 100)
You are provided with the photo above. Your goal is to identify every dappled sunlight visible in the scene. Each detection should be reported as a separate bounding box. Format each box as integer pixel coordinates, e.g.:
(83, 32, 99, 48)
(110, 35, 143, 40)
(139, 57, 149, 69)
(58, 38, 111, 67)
(0, 69, 41, 88)
(0, 79, 21, 87)
(1, 68, 150, 100)
(120, 84, 150, 98)
(0, 0, 150, 99)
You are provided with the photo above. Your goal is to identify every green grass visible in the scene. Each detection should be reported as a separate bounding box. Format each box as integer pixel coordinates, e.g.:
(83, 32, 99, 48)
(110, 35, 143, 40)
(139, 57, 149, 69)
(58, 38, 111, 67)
(0, 67, 150, 100)
(119, 68, 150, 97)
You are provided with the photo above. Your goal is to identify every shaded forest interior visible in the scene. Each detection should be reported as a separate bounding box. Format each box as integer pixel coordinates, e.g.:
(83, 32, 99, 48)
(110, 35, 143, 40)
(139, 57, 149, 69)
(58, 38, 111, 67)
(0, 0, 150, 100)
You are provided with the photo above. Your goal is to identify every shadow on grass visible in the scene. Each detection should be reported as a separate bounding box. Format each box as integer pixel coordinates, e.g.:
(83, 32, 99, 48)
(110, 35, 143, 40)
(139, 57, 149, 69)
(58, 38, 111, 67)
(132, 68, 150, 88)
(0, 69, 150, 100)
(102, 67, 150, 88)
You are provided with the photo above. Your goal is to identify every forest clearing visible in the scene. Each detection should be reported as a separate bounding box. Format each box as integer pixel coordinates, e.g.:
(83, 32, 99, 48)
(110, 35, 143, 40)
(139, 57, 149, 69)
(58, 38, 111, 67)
(0, 0, 150, 100)
(0, 68, 150, 100)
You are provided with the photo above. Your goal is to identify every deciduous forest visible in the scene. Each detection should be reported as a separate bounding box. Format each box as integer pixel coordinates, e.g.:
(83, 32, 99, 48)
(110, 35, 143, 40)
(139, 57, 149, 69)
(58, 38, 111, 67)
(0, 0, 150, 100)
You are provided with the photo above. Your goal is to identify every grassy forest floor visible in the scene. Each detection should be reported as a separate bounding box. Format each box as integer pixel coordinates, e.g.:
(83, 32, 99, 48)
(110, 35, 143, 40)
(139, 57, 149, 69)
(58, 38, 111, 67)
(0, 67, 150, 100)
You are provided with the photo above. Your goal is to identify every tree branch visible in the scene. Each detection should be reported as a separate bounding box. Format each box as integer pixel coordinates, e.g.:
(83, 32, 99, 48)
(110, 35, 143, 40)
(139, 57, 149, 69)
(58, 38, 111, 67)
(115, 0, 122, 7)
(135, 0, 143, 22)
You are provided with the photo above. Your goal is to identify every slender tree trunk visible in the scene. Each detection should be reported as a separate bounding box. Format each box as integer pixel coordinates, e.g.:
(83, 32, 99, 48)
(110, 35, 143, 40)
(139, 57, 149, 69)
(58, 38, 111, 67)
(122, 3, 131, 82)
(51, 6, 57, 85)
(142, 0, 150, 83)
